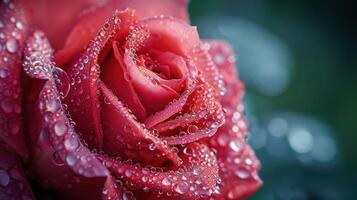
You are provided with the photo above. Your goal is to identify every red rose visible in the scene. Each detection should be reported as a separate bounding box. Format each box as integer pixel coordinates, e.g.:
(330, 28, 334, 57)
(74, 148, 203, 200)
(0, 0, 261, 199)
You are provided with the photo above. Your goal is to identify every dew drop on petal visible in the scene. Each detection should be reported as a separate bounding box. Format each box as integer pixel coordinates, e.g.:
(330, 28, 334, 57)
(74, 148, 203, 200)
(122, 191, 134, 200)
(1, 98, 13, 113)
(53, 67, 70, 98)
(52, 152, 64, 166)
(235, 169, 250, 179)
(64, 137, 79, 151)
(175, 182, 189, 194)
(45, 99, 60, 112)
(143, 186, 149, 192)
(6, 38, 18, 53)
(161, 177, 171, 186)
(148, 143, 156, 151)
(0, 68, 9, 78)
(54, 121, 67, 136)
(66, 154, 76, 166)
(229, 140, 241, 152)
(0, 170, 10, 187)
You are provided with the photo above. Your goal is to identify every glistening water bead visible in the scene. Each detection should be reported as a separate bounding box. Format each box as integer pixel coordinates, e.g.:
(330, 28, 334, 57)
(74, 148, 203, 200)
(5, 38, 18, 53)
(0, 169, 10, 187)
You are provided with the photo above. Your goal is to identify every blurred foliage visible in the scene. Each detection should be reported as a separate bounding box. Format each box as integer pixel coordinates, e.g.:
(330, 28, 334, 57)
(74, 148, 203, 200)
(190, 0, 357, 199)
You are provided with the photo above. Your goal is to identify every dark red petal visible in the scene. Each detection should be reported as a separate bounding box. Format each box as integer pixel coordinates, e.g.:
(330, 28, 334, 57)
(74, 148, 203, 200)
(0, 142, 34, 200)
(98, 142, 219, 199)
(64, 10, 134, 149)
(205, 41, 262, 199)
(123, 26, 184, 115)
(20, 0, 98, 50)
(23, 31, 109, 178)
(143, 76, 196, 129)
(99, 81, 182, 166)
(55, 0, 189, 66)
(192, 43, 226, 98)
(102, 176, 129, 200)
(153, 75, 225, 145)
(101, 41, 147, 120)
(0, 1, 28, 159)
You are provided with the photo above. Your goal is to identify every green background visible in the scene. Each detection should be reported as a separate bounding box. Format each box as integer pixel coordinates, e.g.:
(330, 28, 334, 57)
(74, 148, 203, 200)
(190, 0, 357, 199)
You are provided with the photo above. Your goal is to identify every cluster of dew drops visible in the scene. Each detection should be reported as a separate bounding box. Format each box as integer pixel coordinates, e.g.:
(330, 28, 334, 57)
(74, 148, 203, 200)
(0, 0, 24, 137)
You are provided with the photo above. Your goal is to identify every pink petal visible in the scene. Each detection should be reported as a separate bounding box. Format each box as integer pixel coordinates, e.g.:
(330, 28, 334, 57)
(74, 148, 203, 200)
(0, 1, 28, 159)
(64, 10, 134, 149)
(20, 0, 98, 50)
(99, 81, 182, 166)
(205, 40, 262, 199)
(101, 41, 147, 120)
(153, 75, 225, 145)
(55, 0, 189, 66)
(0, 142, 34, 200)
(97, 142, 219, 199)
(23, 31, 109, 178)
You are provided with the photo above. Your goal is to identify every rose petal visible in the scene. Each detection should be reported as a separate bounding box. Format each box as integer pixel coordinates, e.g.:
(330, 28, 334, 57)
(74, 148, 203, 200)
(123, 26, 184, 115)
(20, 0, 98, 50)
(152, 75, 225, 145)
(0, 141, 34, 200)
(98, 142, 219, 199)
(99, 81, 182, 166)
(101, 41, 147, 120)
(64, 10, 134, 149)
(23, 31, 109, 178)
(0, 1, 28, 159)
(192, 43, 226, 98)
(131, 16, 202, 127)
(205, 41, 262, 199)
(55, 0, 189, 66)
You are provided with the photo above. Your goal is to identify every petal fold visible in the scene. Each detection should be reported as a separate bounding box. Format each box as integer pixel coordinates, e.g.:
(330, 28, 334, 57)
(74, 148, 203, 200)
(0, 1, 29, 159)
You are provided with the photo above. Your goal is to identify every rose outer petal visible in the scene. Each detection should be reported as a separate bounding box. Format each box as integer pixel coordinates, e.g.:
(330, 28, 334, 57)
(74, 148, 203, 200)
(64, 10, 136, 149)
(205, 41, 262, 199)
(23, 31, 109, 177)
(0, 142, 34, 200)
(97, 142, 219, 199)
(54, 0, 189, 66)
(0, 1, 28, 159)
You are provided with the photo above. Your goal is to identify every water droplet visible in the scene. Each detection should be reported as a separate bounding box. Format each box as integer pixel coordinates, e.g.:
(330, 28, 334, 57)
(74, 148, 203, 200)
(54, 121, 67, 136)
(66, 154, 76, 166)
(161, 177, 171, 186)
(142, 176, 148, 182)
(114, 16, 121, 24)
(52, 152, 64, 166)
(229, 140, 241, 152)
(235, 169, 250, 179)
(45, 98, 60, 112)
(83, 56, 89, 64)
(245, 158, 253, 165)
(175, 182, 189, 194)
(64, 137, 79, 151)
(15, 21, 23, 30)
(143, 186, 149, 192)
(53, 67, 70, 98)
(122, 191, 134, 200)
(187, 125, 198, 134)
(148, 143, 156, 151)
(183, 146, 192, 155)
(0, 68, 9, 78)
(1, 98, 13, 113)
(124, 169, 132, 177)
(6, 38, 18, 53)
(0, 170, 10, 187)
